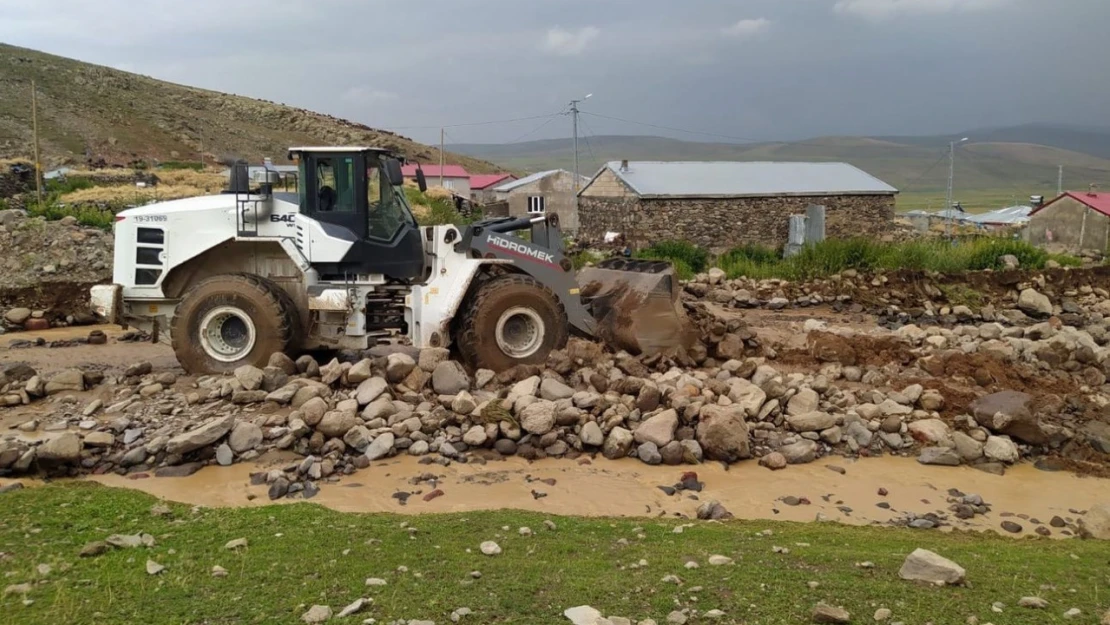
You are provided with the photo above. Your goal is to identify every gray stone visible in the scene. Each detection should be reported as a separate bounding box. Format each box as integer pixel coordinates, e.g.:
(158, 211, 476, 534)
(432, 361, 470, 395)
(4, 307, 31, 325)
(317, 410, 358, 438)
(520, 400, 557, 435)
(452, 391, 478, 415)
(635, 409, 679, 447)
(983, 435, 1019, 463)
(1078, 502, 1110, 539)
(265, 383, 299, 404)
(300, 397, 329, 426)
(787, 411, 837, 433)
(215, 443, 233, 466)
(386, 353, 417, 383)
(347, 359, 373, 385)
(603, 426, 634, 459)
(1018, 288, 1053, 317)
(365, 433, 395, 461)
(418, 347, 450, 372)
(726, 379, 767, 416)
(759, 451, 787, 470)
(540, 378, 575, 401)
(898, 548, 965, 585)
(228, 422, 263, 453)
(637, 442, 662, 465)
(580, 421, 604, 447)
(234, 365, 264, 391)
(83, 431, 114, 448)
(907, 419, 951, 445)
(780, 439, 818, 464)
(319, 358, 343, 384)
(37, 432, 82, 463)
(969, 390, 1049, 445)
(952, 431, 984, 461)
(564, 605, 604, 625)
(917, 446, 961, 466)
(343, 425, 372, 452)
(812, 603, 850, 624)
(787, 388, 820, 416)
(146, 559, 165, 576)
(463, 425, 488, 447)
(45, 369, 85, 394)
(166, 415, 235, 455)
(121, 447, 147, 467)
(301, 604, 332, 624)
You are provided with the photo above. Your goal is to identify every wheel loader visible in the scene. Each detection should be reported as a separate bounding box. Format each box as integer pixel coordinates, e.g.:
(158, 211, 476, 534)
(90, 147, 690, 374)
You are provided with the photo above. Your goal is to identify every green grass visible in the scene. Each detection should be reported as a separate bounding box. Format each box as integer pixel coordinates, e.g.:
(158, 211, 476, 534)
(44, 177, 96, 195)
(0, 483, 1107, 625)
(25, 194, 115, 230)
(635, 240, 710, 279)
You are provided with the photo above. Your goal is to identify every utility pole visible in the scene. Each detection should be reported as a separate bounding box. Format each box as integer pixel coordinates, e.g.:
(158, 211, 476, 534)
(31, 80, 42, 205)
(945, 137, 969, 240)
(568, 93, 591, 215)
(439, 127, 445, 188)
(1058, 165, 1064, 196)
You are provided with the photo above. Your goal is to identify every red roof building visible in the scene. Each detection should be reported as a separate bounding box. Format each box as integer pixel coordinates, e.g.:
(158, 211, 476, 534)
(400, 164, 470, 179)
(470, 173, 516, 190)
(1028, 190, 1110, 253)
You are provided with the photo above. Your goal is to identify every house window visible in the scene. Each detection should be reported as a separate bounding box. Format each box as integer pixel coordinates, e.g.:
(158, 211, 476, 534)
(528, 196, 546, 214)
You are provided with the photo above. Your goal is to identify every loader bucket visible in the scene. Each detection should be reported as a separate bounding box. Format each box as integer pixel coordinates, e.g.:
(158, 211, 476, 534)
(577, 258, 694, 355)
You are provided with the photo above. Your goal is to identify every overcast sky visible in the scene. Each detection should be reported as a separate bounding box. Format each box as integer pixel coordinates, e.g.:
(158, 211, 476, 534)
(1, 0, 1107, 146)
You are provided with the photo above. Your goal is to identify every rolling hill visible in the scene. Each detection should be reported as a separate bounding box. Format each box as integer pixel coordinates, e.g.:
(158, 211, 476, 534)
(452, 128, 1110, 212)
(0, 43, 496, 172)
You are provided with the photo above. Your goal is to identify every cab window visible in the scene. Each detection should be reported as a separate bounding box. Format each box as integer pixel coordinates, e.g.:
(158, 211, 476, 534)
(315, 157, 357, 212)
(367, 162, 412, 241)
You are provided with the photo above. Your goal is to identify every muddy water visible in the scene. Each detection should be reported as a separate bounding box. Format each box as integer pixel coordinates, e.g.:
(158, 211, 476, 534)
(59, 456, 1109, 537)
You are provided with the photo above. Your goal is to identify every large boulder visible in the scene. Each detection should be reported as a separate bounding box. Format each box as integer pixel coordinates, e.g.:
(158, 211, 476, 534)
(786, 388, 820, 416)
(1017, 288, 1053, 318)
(780, 439, 818, 464)
(907, 419, 952, 445)
(166, 415, 235, 455)
(228, 422, 263, 453)
(3, 308, 31, 325)
(634, 410, 678, 447)
(385, 353, 416, 383)
(37, 432, 82, 464)
(431, 361, 470, 395)
(1079, 502, 1110, 540)
(45, 369, 85, 395)
(787, 411, 836, 433)
(602, 426, 634, 460)
(317, 410, 358, 438)
(727, 379, 767, 417)
(365, 433, 395, 461)
(969, 390, 1049, 445)
(234, 365, 264, 391)
(355, 377, 389, 406)
(580, 421, 604, 447)
(898, 548, 965, 585)
(520, 400, 557, 435)
(696, 405, 751, 462)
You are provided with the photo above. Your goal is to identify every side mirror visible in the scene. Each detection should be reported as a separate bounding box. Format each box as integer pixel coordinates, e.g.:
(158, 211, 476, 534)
(415, 167, 428, 192)
(385, 158, 405, 186)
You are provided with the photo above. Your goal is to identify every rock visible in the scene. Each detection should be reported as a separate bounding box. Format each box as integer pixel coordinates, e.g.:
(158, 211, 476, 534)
(355, 377, 389, 406)
(983, 435, 1019, 463)
(952, 431, 984, 461)
(301, 604, 333, 623)
(787, 388, 820, 416)
(707, 554, 733, 565)
(347, 359, 372, 384)
(759, 452, 787, 470)
(166, 415, 234, 455)
(480, 541, 501, 556)
(580, 421, 604, 447)
(969, 390, 1048, 445)
(365, 433, 395, 461)
(234, 365, 264, 391)
(873, 608, 892, 622)
(697, 501, 733, 520)
(696, 405, 750, 462)
(365, 577, 388, 586)
(637, 442, 662, 465)
(215, 443, 233, 466)
(603, 427, 634, 459)
(228, 422, 263, 453)
(386, 353, 417, 383)
(432, 360, 470, 395)
(268, 352, 298, 375)
(463, 425, 488, 447)
(907, 419, 951, 445)
(343, 425, 372, 452)
(319, 358, 343, 385)
(726, 379, 767, 416)
(317, 410, 358, 438)
(564, 605, 605, 625)
(211, 565, 228, 577)
(917, 447, 961, 466)
(780, 439, 818, 464)
(540, 378, 575, 401)
(146, 559, 165, 575)
(1018, 596, 1048, 609)
(812, 603, 850, 624)
(635, 410, 679, 447)
(337, 598, 366, 619)
(225, 538, 248, 550)
(1018, 288, 1053, 317)
(898, 548, 965, 585)
(37, 432, 82, 463)
(268, 477, 290, 500)
(45, 368, 85, 394)
(4, 307, 31, 325)
(878, 399, 911, 416)
(520, 400, 557, 435)
(918, 389, 945, 411)
(83, 431, 114, 448)
(1078, 502, 1110, 539)
(787, 411, 837, 433)
(452, 391, 478, 415)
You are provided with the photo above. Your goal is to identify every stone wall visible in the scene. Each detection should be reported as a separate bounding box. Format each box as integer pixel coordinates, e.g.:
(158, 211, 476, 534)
(1027, 197, 1110, 253)
(579, 194, 896, 252)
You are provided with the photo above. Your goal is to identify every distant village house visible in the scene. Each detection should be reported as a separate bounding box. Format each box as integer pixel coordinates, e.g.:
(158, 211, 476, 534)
(492, 169, 588, 233)
(401, 164, 471, 197)
(1027, 190, 1110, 253)
(470, 173, 516, 205)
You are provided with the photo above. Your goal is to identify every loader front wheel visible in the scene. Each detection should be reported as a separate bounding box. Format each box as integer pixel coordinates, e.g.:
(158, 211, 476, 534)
(171, 274, 292, 374)
(457, 274, 568, 371)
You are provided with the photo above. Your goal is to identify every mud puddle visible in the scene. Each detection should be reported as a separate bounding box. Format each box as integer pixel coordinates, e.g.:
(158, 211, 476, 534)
(26, 456, 1102, 537)
(1, 324, 178, 377)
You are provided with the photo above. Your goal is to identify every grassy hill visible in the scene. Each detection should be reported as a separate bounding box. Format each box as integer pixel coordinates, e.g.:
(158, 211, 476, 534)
(452, 129, 1110, 213)
(0, 43, 496, 172)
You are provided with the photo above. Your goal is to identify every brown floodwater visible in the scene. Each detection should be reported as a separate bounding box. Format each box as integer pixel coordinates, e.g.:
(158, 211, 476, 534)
(6, 455, 1089, 537)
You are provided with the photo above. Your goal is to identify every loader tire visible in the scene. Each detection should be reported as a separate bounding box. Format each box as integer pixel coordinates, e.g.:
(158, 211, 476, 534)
(456, 274, 568, 371)
(171, 274, 293, 374)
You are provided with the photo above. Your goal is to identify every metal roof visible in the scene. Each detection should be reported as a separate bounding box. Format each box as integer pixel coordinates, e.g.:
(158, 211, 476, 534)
(493, 169, 586, 193)
(964, 205, 1032, 225)
(1031, 192, 1110, 218)
(598, 161, 898, 198)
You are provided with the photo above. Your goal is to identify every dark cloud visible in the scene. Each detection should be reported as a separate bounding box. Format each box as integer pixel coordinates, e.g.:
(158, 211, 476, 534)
(1, 0, 1106, 145)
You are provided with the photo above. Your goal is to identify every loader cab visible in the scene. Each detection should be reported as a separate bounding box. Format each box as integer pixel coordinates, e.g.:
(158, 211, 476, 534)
(290, 147, 424, 280)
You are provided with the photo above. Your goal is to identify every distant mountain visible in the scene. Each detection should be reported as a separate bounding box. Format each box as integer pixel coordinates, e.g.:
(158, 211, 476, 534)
(452, 126, 1110, 211)
(0, 43, 497, 171)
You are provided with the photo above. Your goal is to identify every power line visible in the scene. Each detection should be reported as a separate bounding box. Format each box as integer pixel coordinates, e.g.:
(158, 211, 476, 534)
(578, 114, 601, 170)
(580, 111, 762, 143)
(507, 114, 562, 144)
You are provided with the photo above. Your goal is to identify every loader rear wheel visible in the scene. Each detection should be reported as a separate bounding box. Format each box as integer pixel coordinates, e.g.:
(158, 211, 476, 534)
(456, 274, 568, 371)
(171, 274, 292, 374)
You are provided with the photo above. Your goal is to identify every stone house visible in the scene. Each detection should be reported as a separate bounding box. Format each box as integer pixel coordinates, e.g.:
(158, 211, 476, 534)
(493, 169, 589, 233)
(469, 173, 516, 205)
(577, 161, 898, 251)
(1027, 191, 1110, 253)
